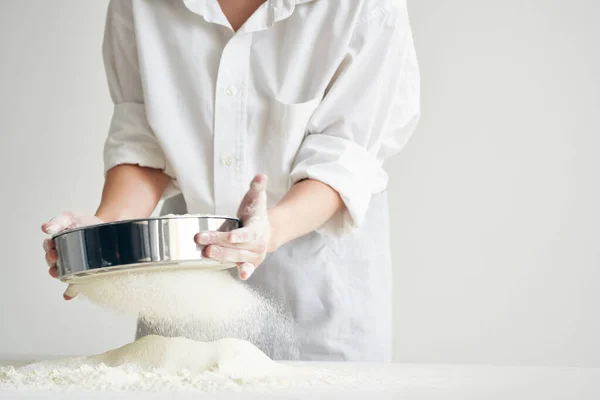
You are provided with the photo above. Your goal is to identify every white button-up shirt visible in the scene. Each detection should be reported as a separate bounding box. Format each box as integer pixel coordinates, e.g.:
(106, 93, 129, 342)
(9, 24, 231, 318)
(105, 0, 420, 360)
(104, 0, 419, 234)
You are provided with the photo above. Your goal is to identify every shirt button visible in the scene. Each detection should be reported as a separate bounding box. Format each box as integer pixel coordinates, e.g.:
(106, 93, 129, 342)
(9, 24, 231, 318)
(225, 86, 237, 96)
(223, 155, 235, 167)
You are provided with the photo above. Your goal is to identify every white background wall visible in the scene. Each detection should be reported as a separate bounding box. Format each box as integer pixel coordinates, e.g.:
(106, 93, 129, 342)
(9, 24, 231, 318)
(0, 0, 598, 367)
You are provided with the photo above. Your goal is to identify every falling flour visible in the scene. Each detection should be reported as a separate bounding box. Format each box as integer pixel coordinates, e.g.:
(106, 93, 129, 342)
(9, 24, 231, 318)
(73, 268, 299, 360)
(71, 268, 258, 323)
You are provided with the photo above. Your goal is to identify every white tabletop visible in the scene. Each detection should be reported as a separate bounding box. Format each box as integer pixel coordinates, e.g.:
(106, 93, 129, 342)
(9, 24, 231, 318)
(1, 359, 599, 400)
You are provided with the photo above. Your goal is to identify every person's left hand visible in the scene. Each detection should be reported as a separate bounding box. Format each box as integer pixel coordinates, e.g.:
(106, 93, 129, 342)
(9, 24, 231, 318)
(195, 174, 270, 280)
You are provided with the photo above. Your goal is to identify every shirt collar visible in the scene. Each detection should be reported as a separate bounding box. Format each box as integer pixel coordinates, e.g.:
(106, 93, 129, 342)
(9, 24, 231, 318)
(183, 0, 319, 30)
(183, 0, 318, 10)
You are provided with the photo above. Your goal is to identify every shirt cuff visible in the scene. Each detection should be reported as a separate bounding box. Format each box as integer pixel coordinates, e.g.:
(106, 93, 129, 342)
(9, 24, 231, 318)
(104, 102, 179, 199)
(290, 134, 388, 236)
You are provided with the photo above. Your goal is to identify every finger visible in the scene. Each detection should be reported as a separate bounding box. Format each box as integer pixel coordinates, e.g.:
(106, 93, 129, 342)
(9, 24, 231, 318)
(43, 238, 55, 252)
(194, 229, 262, 248)
(204, 245, 263, 265)
(42, 212, 77, 235)
(227, 227, 258, 244)
(64, 284, 79, 300)
(239, 263, 256, 281)
(45, 249, 58, 265)
(194, 231, 266, 253)
(48, 266, 59, 279)
(45, 251, 56, 267)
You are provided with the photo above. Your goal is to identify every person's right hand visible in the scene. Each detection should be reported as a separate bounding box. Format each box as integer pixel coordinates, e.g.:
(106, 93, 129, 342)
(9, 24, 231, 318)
(41, 212, 103, 300)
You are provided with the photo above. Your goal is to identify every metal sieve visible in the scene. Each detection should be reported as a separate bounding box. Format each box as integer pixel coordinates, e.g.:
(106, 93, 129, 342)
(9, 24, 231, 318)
(52, 215, 240, 282)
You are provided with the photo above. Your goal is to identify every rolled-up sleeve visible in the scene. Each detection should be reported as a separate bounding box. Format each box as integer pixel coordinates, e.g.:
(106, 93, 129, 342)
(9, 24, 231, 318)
(102, 0, 177, 194)
(290, 0, 421, 235)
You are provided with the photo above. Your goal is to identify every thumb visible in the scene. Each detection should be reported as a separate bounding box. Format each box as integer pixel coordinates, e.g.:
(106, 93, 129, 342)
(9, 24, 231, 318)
(247, 174, 268, 204)
(238, 174, 268, 219)
(42, 212, 79, 235)
(250, 174, 268, 193)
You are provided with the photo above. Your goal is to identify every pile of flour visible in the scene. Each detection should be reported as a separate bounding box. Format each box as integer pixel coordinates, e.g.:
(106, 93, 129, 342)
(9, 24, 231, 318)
(7, 335, 292, 385)
(0, 335, 387, 392)
(0, 268, 316, 392)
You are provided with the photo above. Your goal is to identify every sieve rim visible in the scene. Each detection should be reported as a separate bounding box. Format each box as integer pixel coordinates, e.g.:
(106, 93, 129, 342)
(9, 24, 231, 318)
(51, 214, 240, 239)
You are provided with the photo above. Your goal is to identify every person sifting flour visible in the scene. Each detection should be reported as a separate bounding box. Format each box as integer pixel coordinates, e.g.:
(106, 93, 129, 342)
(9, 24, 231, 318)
(41, 0, 420, 361)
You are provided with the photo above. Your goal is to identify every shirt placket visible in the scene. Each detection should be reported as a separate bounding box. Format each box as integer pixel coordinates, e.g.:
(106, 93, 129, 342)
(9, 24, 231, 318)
(213, 34, 252, 216)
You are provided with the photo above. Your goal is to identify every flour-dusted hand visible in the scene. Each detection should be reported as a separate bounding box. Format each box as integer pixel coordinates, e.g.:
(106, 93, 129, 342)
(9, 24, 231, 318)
(195, 174, 270, 280)
(41, 212, 104, 300)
